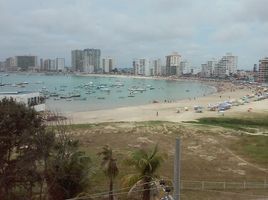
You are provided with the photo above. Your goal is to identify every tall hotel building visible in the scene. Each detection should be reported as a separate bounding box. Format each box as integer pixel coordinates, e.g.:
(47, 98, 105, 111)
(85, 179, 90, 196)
(166, 52, 181, 76)
(258, 57, 268, 83)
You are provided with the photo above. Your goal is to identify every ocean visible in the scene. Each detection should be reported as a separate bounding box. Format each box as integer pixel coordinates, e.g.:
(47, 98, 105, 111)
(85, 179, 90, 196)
(0, 73, 216, 112)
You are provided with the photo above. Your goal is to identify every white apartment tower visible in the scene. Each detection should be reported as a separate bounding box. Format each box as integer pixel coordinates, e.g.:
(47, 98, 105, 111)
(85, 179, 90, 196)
(56, 58, 65, 71)
(102, 58, 114, 73)
(166, 52, 182, 76)
(180, 60, 191, 74)
(152, 59, 162, 76)
(133, 59, 150, 76)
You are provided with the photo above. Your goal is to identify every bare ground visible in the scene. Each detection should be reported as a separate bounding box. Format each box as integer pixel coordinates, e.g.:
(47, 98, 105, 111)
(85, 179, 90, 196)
(69, 121, 268, 200)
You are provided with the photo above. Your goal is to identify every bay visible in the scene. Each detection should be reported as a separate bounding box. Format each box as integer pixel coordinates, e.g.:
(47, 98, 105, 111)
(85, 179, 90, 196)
(0, 73, 216, 112)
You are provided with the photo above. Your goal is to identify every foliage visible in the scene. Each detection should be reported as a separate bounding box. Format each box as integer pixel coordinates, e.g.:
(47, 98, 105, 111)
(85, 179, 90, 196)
(122, 144, 166, 200)
(0, 99, 92, 200)
(98, 145, 119, 200)
(46, 125, 92, 200)
(0, 98, 52, 200)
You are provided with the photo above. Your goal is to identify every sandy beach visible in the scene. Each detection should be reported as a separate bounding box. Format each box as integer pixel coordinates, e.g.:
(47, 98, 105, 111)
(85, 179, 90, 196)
(66, 82, 268, 124)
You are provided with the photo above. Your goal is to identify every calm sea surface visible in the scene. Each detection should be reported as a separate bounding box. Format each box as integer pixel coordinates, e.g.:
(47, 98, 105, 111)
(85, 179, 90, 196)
(0, 73, 216, 112)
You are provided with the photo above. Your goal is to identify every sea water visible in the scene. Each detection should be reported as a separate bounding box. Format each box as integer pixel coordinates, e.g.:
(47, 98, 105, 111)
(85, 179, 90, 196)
(0, 73, 216, 112)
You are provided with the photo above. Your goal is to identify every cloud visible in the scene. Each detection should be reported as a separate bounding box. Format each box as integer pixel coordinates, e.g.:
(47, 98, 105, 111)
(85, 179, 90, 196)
(0, 0, 267, 69)
(211, 24, 251, 43)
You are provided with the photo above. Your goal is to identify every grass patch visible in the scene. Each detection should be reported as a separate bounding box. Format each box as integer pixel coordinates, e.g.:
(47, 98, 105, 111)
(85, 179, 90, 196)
(233, 135, 268, 165)
(187, 114, 268, 132)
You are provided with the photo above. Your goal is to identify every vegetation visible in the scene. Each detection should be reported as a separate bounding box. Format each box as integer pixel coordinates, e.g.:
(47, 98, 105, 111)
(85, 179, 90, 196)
(1, 99, 268, 200)
(0, 98, 50, 199)
(122, 145, 166, 200)
(189, 114, 268, 131)
(98, 145, 119, 200)
(0, 99, 92, 200)
(233, 135, 268, 165)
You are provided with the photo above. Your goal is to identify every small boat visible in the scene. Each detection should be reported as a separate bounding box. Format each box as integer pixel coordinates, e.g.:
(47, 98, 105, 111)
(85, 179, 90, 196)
(128, 95, 135, 97)
(74, 97, 87, 101)
(50, 92, 59, 97)
(97, 97, 105, 99)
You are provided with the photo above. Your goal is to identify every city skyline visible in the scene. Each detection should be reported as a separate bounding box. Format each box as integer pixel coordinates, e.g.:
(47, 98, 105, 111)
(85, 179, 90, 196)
(0, 0, 268, 69)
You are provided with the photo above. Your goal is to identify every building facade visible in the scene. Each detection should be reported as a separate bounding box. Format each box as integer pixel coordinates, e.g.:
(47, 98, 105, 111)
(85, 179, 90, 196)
(71, 50, 84, 72)
(180, 60, 191, 75)
(152, 59, 162, 76)
(5, 57, 17, 71)
(83, 49, 101, 73)
(102, 58, 114, 73)
(166, 52, 181, 76)
(16, 56, 37, 71)
(133, 59, 150, 76)
(56, 58, 65, 71)
(259, 57, 268, 83)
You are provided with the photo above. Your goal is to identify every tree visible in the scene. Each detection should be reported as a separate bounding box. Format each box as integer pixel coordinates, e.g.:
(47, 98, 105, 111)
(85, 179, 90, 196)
(0, 98, 54, 200)
(46, 122, 92, 200)
(98, 145, 119, 200)
(122, 145, 165, 200)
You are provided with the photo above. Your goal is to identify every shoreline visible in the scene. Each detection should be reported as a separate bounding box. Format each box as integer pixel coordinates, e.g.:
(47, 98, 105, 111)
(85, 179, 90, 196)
(66, 84, 268, 124)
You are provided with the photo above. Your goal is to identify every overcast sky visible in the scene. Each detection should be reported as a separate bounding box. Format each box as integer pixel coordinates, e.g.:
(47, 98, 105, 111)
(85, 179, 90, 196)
(0, 0, 268, 69)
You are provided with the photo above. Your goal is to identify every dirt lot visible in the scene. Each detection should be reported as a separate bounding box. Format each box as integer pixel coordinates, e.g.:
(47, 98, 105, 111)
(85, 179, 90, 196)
(68, 121, 268, 200)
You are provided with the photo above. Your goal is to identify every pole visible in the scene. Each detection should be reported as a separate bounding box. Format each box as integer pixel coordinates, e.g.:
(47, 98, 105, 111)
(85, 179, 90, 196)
(173, 138, 180, 200)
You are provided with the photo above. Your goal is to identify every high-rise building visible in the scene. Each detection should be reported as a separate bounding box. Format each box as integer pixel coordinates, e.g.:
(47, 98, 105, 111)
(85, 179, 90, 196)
(133, 59, 150, 76)
(258, 57, 268, 83)
(0, 61, 6, 72)
(15, 56, 37, 71)
(166, 52, 181, 76)
(40, 58, 44, 71)
(201, 59, 217, 77)
(253, 64, 258, 72)
(102, 57, 114, 73)
(213, 53, 238, 78)
(83, 49, 101, 73)
(71, 50, 83, 72)
(152, 59, 162, 76)
(180, 60, 191, 74)
(43, 59, 55, 71)
(56, 58, 65, 71)
(5, 57, 17, 71)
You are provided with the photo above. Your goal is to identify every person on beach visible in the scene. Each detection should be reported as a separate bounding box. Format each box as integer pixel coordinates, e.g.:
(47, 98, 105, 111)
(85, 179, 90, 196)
(156, 111, 159, 116)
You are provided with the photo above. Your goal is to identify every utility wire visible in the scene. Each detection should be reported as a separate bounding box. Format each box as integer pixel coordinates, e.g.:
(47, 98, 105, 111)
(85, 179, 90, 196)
(66, 181, 159, 200)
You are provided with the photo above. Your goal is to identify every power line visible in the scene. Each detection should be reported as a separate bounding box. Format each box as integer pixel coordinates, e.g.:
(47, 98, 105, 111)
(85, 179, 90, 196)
(66, 180, 158, 200)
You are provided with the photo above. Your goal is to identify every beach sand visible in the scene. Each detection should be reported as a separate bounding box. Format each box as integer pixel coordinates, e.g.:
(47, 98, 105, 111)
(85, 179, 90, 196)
(66, 85, 268, 124)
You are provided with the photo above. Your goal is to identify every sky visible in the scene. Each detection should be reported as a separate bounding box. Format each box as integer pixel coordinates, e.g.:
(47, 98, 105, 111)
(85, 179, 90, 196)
(0, 0, 268, 69)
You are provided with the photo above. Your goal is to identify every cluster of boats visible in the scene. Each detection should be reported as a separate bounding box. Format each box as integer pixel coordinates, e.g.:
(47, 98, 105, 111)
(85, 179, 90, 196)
(38, 80, 158, 101)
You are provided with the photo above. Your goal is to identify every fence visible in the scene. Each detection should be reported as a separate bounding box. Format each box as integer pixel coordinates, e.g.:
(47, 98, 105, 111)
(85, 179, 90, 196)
(181, 180, 268, 190)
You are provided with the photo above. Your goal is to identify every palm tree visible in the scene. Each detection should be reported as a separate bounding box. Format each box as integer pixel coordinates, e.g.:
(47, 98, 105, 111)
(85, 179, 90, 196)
(98, 145, 119, 200)
(123, 145, 165, 200)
